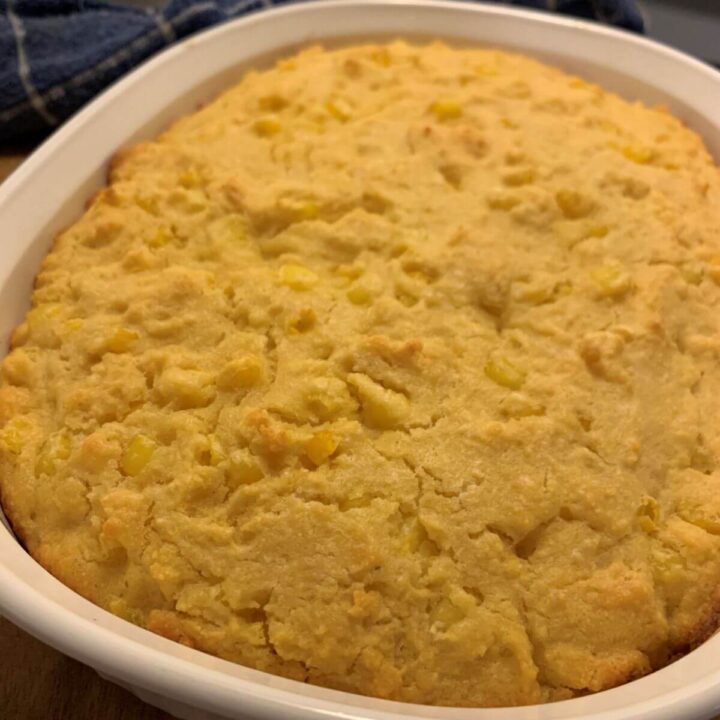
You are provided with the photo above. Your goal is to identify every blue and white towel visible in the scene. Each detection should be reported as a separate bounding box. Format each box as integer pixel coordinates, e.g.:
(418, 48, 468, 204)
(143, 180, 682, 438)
(0, 0, 644, 143)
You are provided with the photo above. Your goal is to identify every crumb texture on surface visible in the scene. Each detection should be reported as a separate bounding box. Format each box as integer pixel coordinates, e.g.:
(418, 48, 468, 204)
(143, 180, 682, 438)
(2, 41, 720, 708)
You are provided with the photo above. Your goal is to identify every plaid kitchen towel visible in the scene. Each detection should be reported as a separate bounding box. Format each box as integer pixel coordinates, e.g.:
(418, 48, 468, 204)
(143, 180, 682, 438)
(0, 0, 644, 143)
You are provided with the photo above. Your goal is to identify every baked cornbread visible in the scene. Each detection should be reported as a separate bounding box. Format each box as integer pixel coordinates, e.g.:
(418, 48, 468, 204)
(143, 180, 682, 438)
(2, 40, 720, 708)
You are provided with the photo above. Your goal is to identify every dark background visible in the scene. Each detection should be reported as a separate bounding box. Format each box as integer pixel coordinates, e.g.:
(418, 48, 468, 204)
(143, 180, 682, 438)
(639, 0, 720, 66)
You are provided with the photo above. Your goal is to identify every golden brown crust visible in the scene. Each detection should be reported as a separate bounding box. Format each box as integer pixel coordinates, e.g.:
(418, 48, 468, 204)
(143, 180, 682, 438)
(2, 41, 720, 707)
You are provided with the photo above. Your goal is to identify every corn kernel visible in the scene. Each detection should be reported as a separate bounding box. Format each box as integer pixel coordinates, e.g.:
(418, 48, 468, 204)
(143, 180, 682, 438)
(515, 280, 553, 305)
(253, 116, 282, 137)
(396, 290, 418, 307)
(62, 319, 83, 334)
(618, 176, 650, 200)
(335, 264, 365, 285)
(136, 194, 159, 214)
(35, 431, 72, 476)
(391, 242, 408, 258)
(484, 357, 526, 390)
(108, 598, 144, 625)
(475, 62, 498, 76)
(585, 223, 609, 239)
(208, 434, 225, 466)
(217, 356, 264, 391)
(348, 373, 409, 430)
(304, 376, 354, 421)
(122, 434, 156, 476)
(227, 449, 263, 488)
(156, 367, 216, 408)
(500, 81, 531, 99)
(652, 546, 684, 584)
(287, 308, 316, 335)
(556, 190, 595, 219)
(2, 349, 33, 386)
(371, 48, 392, 67)
(290, 201, 320, 221)
(405, 268, 431, 285)
(638, 516, 655, 533)
(504, 149, 525, 166)
(105, 327, 139, 353)
(681, 262, 704, 285)
(325, 99, 352, 122)
(27, 303, 61, 332)
(559, 222, 608, 248)
(0, 417, 31, 454)
(555, 280, 574, 296)
(431, 598, 465, 629)
(169, 188, 206, 214)
(208, 215, 246, 244)
(637, 496, 659, 534)
(487, 190, 521, 210)
(503, 168, 536, 187)
(336, 263, 364, 279)
(429, 99, 462, 121)
(402, 520, 425, 553)
(179, 168, 203, 188)
(146, 227, 172, 248)
(590, 264, 631, 298)
(623, 144, 654, 164)
(29, 303, 62, 319)
(10, 323, 28, 347)
(279, 264, 319, 291)
(307, 116, 327, 134)
(305, 431, 339, 466)
(590, 117, 620, 134)
(338, 497, 370, 511)
(347, 285, 372, 305)
(258, 94, 288, 112)
(500, 394, 545, 418)
(704, 257, 720, 284)
(401, 519, 436, 556)
(52, 431, 71, 457)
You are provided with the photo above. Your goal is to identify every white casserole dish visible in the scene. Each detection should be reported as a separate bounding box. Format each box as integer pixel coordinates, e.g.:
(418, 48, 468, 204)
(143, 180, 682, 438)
(1, 1, 720, 718)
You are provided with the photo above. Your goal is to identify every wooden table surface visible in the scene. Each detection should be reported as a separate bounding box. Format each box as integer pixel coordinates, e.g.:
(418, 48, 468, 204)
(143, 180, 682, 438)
(0, 149, 176, 720)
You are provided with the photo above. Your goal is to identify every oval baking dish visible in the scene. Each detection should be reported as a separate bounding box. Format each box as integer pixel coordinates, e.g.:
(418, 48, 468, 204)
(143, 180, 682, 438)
(1, 2, 720, 719)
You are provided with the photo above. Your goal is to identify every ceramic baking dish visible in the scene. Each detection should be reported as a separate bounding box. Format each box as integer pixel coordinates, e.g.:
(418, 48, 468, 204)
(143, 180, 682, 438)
(2, 2, 720, 719)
